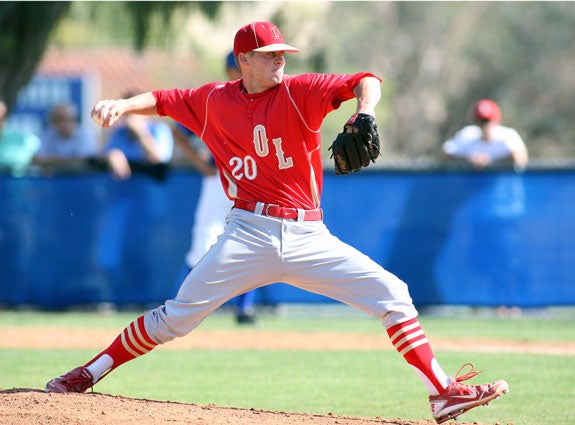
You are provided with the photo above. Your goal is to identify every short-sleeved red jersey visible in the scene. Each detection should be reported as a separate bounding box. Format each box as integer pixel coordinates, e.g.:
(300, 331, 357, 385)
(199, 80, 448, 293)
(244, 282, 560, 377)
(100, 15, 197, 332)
(154, 72, 379, 209)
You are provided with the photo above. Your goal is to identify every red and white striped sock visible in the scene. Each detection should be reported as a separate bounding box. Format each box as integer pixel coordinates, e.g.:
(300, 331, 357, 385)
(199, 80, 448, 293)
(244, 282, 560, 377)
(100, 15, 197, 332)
(386, 317, 449, 395)
(85, 315, 158, 382)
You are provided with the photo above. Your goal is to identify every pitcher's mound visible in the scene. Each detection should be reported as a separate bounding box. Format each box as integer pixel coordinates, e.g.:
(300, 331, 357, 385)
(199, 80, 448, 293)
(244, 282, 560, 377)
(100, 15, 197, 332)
(0, 388, 479, 425)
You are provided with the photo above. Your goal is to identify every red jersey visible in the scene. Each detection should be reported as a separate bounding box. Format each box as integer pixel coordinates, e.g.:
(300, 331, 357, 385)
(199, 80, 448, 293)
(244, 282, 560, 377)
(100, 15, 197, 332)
(154, 72, 379, 209)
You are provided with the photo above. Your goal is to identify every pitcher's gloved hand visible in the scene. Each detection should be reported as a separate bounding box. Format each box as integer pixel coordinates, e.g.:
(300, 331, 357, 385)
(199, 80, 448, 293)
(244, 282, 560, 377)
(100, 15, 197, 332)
(329, 113, 380, 175)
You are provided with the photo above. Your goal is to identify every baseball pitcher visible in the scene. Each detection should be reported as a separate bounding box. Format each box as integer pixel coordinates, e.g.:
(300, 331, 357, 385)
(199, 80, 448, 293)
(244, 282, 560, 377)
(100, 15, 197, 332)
(46, 21, 508, 424)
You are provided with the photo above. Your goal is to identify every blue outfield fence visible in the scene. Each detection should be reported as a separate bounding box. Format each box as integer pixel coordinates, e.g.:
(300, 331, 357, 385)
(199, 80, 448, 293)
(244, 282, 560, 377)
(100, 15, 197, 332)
(1, 166, 574, 309)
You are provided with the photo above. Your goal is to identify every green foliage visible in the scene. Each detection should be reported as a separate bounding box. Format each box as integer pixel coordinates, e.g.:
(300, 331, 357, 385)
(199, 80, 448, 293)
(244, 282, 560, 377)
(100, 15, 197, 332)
(51, 2, 222, 50)
(0, 2, 220, 109)
(1, 2, 574, 160)
(0, 2, 70, 108)
(123, 2, 222, 51)
(320, 2, 575, 160)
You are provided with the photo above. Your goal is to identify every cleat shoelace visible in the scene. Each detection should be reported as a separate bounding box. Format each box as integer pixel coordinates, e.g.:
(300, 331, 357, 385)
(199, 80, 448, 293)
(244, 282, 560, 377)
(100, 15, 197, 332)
(453, 362, 481, 383)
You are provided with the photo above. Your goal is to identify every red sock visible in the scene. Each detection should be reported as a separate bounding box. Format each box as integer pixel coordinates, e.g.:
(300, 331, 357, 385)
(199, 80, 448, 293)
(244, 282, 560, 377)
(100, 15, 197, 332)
(86, 315, 158, 370)
(386, 317, 446, 393)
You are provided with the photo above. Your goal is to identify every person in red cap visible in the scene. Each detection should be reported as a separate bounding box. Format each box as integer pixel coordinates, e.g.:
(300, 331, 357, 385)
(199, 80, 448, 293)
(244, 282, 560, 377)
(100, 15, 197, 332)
(46, 22, 509, 424)
(442, 99, 528, 171)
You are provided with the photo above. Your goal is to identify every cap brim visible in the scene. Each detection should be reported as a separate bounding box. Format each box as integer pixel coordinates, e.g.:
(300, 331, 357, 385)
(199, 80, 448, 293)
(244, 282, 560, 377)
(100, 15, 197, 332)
(253, 43, 300, 53)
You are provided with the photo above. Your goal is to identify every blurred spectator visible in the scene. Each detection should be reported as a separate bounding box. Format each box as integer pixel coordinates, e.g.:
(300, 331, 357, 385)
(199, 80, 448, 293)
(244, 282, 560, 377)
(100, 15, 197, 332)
(171, 52, 258, 325)
(94, 91, 174, 305)
(104, 91, 174, 181)
(0, 99, 41, 176)
(442, 99, 528, 171)
(443, 99, 527, 318)
(33, 102, 100, 173)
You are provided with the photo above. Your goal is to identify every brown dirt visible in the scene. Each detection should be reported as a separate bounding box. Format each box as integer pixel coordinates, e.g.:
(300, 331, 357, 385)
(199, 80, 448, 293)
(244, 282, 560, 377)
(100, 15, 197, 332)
(0, 388, 446, 425)
(2, 326, 560, 425)
(2, 327, 573, 355)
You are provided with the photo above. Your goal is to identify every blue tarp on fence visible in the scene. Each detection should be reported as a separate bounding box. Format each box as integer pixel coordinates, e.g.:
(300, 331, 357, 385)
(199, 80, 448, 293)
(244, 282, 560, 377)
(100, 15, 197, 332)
(1, 168, 574, 309)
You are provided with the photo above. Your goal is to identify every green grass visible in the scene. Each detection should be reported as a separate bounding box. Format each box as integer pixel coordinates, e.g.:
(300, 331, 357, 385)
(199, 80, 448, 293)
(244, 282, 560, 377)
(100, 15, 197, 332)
(1, 309, 574, 425)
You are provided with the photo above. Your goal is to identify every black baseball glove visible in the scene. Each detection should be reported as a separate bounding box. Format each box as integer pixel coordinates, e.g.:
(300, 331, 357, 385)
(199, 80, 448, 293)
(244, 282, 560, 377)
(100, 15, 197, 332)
(329, 113, 380, 175)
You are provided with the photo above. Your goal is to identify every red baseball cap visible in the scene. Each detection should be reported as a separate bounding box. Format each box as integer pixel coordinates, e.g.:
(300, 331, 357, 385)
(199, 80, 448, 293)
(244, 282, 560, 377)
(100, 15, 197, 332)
(473, 99, 501, 122)
(233, 21, 300, 57)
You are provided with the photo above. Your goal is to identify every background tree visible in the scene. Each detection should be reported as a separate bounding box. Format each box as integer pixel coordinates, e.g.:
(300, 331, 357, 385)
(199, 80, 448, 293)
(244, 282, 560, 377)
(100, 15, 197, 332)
(0, 1, 221, 112)
(0, 2, 70, 110)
